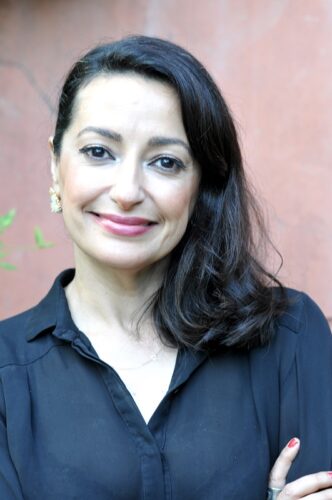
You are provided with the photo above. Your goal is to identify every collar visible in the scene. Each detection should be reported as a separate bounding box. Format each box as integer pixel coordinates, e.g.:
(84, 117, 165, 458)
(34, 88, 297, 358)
(26, 269, 76, 341)
(25, 269, 209, 378)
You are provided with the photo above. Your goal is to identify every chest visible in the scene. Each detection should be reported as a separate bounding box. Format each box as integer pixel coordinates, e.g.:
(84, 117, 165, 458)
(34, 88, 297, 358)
(113, 351, 178, 422)
(89, 336, 178, 422)
(7, 345, 272, 500)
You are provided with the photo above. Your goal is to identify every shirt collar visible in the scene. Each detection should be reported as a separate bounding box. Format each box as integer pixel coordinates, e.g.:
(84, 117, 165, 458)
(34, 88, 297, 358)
(25, 269, 209, 376)
(26, 268, 76, 341)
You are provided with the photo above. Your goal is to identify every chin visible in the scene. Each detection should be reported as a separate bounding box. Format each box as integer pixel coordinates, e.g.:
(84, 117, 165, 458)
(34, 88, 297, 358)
(92, 254, 163, 273)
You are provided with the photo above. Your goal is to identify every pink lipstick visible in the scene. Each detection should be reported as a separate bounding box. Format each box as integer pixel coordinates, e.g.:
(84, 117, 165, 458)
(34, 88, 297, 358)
(90, 212, 156, 236)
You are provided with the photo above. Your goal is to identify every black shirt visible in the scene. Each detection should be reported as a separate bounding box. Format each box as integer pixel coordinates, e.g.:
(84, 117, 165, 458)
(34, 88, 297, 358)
(0, 269, 331, 499)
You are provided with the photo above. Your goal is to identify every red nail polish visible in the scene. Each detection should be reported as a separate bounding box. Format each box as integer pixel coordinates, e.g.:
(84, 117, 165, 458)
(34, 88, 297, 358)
(287, 438, 298, 448)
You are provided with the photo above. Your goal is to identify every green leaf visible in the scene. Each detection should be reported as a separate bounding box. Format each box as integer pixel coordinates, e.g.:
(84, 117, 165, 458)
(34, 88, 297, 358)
(34, 226, 54, 249)
(0, 209, 16, 234)
(0, 261, 16, 270)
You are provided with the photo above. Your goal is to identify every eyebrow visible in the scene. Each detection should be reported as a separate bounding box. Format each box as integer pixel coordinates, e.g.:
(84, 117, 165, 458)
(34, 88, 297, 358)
(77, 126, 191, 155)
(77, 126, 121, 142)
(148, 136, 191, 155)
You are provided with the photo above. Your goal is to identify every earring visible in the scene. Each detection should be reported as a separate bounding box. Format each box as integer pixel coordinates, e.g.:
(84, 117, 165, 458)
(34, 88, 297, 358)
(49, 187, 62, 213)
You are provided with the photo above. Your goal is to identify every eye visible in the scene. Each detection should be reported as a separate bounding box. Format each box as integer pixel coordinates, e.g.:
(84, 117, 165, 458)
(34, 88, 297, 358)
(151, 156, 185, 172)
(79, 145, 114, 160)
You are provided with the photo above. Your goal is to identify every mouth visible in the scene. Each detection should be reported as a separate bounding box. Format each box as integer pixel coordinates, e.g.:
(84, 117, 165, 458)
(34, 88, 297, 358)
(88, 212, 157, 236)
(90, 212, 156, 226)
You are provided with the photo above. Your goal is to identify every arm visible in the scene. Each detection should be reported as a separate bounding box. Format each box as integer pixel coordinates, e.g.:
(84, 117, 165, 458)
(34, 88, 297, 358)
(0, 417, 24, 499)
(279, 293, 332, 478)
(267, 293, 332, 498)
(0, 384, 24, 499)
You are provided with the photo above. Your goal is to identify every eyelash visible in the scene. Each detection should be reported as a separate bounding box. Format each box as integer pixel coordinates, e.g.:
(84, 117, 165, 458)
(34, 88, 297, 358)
(79, 146, 186, 172)
(79, 145, 114, 160)
(149, 156, 185, 172)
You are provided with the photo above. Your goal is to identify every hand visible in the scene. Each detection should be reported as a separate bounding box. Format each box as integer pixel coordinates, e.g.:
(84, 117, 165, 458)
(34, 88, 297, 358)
(268, 438, 332, 498)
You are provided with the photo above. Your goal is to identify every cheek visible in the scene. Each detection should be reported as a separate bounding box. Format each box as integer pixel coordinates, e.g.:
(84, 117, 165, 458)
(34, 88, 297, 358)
(161, 184, 198, 225)
(60, 166, 100, 206)
(173, 176, 200, 219)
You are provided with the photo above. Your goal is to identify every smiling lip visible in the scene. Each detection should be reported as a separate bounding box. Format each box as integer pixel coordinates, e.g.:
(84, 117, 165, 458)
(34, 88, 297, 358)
(90, 212, 156, 236)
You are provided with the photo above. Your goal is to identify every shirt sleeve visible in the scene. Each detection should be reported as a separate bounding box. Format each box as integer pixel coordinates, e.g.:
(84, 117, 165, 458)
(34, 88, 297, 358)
(249, 290, 332, 482)
(278, 292, 332, 480)
(0, 382, 24, 499)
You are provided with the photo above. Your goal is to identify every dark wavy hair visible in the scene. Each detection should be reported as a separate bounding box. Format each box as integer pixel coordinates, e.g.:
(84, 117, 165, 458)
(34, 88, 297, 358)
(53, 35, 288, 351)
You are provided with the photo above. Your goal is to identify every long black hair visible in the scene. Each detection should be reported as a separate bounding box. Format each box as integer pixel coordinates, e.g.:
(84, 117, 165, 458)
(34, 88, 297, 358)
(53, 35, 288, 351)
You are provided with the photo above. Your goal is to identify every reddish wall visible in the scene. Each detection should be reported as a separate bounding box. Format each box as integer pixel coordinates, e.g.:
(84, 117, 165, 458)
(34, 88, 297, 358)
(0, 0, 331, 323)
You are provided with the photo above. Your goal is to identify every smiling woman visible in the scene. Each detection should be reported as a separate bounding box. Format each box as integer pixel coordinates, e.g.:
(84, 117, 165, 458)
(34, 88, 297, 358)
(0, 36, 332, 500)
(50, 74, 200, 272)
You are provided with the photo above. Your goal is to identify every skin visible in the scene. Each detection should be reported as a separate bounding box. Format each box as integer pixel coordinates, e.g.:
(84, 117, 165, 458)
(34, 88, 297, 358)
(269, 438, 332, 498)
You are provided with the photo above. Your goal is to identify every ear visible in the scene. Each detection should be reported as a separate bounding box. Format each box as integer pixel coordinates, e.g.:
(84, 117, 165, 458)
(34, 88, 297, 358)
(48, 136, 60, 191)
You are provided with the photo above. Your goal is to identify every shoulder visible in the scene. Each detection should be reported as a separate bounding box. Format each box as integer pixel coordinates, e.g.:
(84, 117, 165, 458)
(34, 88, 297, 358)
(276, 287, 330, 336)
(250, 288, 331, 378)
(248, 286, 331, 407)
(274, 288, 331, 354)
(0, 271, 72, 368)
(0, 307, 43, 368)
(0, 306, 35, 344)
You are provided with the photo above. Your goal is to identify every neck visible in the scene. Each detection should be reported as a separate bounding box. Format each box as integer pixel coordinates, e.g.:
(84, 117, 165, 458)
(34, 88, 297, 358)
(65, 249, 167, 337)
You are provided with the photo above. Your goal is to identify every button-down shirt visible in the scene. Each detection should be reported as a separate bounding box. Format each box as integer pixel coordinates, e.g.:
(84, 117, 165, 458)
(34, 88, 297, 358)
(0, 269, 332, 499)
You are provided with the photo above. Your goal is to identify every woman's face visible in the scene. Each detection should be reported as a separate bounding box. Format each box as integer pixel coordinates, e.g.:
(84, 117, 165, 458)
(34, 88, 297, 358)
(50, 74, 200, 272)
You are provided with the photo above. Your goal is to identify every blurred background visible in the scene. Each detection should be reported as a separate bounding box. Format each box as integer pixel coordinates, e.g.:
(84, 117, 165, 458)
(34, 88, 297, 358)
(0, 0, 331, 325)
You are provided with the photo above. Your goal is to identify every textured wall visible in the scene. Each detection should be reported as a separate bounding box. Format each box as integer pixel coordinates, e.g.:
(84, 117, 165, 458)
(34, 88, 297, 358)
(0, 0, 331, 323)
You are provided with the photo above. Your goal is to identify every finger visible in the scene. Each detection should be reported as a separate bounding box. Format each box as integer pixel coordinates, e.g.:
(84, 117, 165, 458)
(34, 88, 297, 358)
(304, 488, 332, 499)
(278, 471, 332, 499)
(269, 438, 300, 488)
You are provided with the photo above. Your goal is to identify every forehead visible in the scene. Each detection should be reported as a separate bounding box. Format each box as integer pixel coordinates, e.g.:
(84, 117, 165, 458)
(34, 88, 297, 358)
(69, 73, 185, 136)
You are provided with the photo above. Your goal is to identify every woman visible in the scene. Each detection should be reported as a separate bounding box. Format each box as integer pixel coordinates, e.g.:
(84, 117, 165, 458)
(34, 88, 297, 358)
(0, 36, 331, 499)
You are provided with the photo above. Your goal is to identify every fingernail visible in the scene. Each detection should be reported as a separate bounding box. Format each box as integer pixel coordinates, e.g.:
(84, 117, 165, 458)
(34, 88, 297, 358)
(327, 472, 332, 477)
(287, 438, 298, 448)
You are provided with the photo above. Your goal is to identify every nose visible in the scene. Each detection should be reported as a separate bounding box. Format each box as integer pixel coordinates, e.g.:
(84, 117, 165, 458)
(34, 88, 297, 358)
(109, 156, 145, 211)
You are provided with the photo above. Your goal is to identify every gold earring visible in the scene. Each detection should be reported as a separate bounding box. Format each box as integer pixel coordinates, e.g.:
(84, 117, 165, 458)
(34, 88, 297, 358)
(49, 187, 62, 213)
